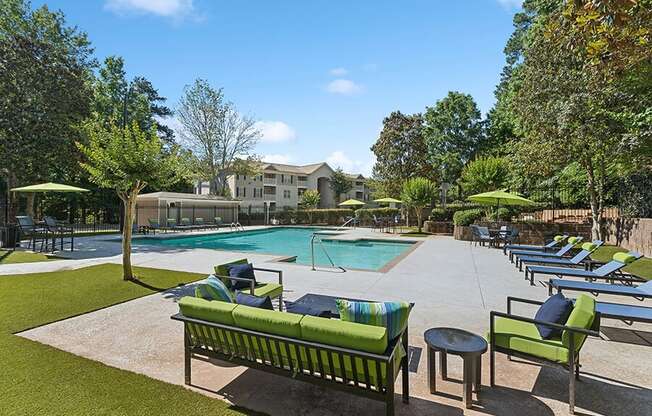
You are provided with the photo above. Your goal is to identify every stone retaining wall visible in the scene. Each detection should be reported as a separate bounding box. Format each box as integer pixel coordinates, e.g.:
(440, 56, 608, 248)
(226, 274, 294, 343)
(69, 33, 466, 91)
(423, 221, 453, 235)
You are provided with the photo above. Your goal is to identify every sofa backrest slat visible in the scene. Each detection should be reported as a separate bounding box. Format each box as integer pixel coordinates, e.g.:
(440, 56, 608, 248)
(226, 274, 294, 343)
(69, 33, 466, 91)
(375, 359, 383, 391)
(351, 353, 360, 387)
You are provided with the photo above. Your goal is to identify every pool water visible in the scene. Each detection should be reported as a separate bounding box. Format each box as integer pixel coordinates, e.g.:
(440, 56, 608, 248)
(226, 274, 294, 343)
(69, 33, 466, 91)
(133, 227, 414, 271)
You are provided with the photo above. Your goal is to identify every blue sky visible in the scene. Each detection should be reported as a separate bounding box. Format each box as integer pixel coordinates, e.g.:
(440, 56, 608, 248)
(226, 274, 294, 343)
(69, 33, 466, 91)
(38, 0, 521, 175)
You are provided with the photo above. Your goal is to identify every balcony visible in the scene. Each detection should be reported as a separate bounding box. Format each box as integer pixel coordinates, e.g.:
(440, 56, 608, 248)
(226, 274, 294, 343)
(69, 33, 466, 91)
(263, 176, 277, 186)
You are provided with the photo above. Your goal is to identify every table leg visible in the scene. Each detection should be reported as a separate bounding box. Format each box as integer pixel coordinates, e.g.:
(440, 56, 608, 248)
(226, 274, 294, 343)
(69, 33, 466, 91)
(428, 347, 436, 394)
(463, 357, 474, 409)
(474, 355, 482, 393)
(439, 351, 447, 380)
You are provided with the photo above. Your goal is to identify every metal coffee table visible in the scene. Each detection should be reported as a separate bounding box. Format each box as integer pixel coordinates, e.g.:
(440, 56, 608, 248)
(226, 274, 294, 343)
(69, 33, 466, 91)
(424, 327, 488, 409)
(289, 293, 370, 318)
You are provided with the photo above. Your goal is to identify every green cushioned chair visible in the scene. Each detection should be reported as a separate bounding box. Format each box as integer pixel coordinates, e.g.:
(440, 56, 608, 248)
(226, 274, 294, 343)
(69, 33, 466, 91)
(488, 294, 600, 414)
(215, 259, 284, 310)
(173, 296, 410, 416)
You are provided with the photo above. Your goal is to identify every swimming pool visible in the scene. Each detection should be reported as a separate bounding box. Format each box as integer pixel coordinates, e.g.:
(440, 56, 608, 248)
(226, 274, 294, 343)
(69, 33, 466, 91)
(133, 227, 415, 271)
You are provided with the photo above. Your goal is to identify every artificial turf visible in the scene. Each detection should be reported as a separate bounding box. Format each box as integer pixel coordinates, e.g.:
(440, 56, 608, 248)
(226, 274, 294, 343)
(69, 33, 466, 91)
(0, 249, 59, 264)
(0, 263, 262, 416)
(591, 245, 652, 281)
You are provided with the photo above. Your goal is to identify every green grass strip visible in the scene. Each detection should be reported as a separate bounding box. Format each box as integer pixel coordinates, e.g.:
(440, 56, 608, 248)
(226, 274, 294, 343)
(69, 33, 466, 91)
(0, 263, 263, 416)
(591, 245, 652, 281)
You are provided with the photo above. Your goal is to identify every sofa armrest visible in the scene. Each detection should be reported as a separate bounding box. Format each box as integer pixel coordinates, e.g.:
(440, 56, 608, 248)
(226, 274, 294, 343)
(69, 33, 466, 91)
(253, 267, 283, 285)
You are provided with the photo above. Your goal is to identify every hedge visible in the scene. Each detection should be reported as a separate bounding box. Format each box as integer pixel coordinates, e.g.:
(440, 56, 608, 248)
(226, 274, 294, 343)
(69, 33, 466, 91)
(431, 203, 482, 221)
(452, 208, 485, 226)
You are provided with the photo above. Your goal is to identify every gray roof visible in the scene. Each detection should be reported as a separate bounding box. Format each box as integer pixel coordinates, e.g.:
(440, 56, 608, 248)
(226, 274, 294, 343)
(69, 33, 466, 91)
(260, 162, 330, 174)
(137, 192, 240, 204)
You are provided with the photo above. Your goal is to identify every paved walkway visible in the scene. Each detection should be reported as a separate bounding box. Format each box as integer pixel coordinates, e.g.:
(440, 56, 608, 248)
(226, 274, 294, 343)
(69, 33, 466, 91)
(12, 229, 652, 415)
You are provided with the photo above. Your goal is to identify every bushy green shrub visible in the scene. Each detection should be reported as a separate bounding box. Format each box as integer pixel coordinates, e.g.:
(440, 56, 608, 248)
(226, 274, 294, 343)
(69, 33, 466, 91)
(453, 208, 484, 226)
(486, 207, 511, 221)
(355, 207, 400, 225)
(430, 203, 482, 221)
(297, 209, 353, 224)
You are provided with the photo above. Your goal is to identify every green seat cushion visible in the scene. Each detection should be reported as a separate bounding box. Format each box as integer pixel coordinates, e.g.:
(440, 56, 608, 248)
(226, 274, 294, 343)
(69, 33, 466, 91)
(553, 235, 564, 242)
(613, 252, 637, 264)
(300, 315, 388, 354)
(567, 236, 581, 245)
(488, 317, 569, 363)
(232, 304, 302, 338)
(581, 242, 597, 252)
(562, 294, 596, 351)
(215, 259, 248, 286)
(178, 296, 237, 325)
(251, 283, 283, 299)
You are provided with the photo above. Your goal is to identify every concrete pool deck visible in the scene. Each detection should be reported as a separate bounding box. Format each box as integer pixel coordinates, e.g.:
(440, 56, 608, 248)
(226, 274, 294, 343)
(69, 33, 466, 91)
(8, 229, 652, 415)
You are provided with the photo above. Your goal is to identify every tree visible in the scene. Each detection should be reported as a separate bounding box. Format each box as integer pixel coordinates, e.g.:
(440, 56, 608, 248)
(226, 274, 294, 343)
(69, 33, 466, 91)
(77, 122, 186, 280)
(330, 168, 353, 203)
(461, 157, 510, 195)
(177, 79, 260, 196)
(510, 6, 648, 239)
(93, 56, 175, 145)
(0, 0, 94, 218)
(401, 177, 437, 233)
(370, 111, 434, 197)
(424, 91, 484, 188)
(299, 189, 320, 224)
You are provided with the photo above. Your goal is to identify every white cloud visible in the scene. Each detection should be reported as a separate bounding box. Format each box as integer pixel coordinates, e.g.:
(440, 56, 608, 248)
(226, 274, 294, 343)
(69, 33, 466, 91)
(326, 151, 374, 177)
(262, 154, 293, 164)
(329, 67, 348, 76)
(254, 121, 297, 143)
(325, 79, 363, 95)
(496, 0, 522, 10)
(104, 0, 194, 17)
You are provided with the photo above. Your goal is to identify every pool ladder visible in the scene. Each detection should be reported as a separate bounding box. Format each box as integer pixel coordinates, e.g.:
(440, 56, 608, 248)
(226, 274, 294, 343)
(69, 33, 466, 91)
(311, 233, 346, 272)
(229, 222, 244, 232)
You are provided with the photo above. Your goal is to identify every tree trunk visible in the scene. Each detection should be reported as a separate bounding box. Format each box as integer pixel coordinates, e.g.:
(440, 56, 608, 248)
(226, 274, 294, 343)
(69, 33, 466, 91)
(121, 191, 137, 281)
(585, 160, 602, 240)
(25, 193, 35, 218)
(416, 208, 423, 233)
(6, 172, 18, 222)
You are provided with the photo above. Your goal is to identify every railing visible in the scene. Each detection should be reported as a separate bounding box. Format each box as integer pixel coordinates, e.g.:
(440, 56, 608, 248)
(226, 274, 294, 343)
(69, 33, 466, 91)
(311, 232, 346, 272)
(263, 177, 277, 185)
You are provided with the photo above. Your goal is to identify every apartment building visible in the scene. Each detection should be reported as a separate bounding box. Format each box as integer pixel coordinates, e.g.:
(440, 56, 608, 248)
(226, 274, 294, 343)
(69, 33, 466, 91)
(195, 162, 370, 210)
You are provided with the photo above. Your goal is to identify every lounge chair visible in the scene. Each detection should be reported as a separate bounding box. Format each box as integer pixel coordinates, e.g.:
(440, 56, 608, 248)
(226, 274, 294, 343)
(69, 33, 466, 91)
(471, 225, 495, 247)
(213, 217, 223, 229)
(488, 295, 599, 414)
(167, 218, 180, 231)
(43, 216, 74, 252)
(591, 301, 652, 325)
(525, 251, 644, 286)
(510, 236, 583, 264)
(214, 258, 284, 310)
(503, 234, 568, 255)
(180, 217, 204, 231)
(517, 241, 603, 272)
(497, 227, 519, 247)
(194, 218, 210, 230)
(548, 278, 652, 301)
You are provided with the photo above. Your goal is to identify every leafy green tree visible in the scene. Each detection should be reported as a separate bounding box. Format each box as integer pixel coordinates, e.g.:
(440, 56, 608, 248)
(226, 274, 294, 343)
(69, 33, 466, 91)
(93, 56, 175, 145)
(299, 189, 320, 224)
(330, 168, 353, 203)
(370, 111, 434, 197)
(424, 91, 484, 188)
(0, 0, 94, 218)
(77, 122, 186, 280)
(510, 7, 647, 239)
(461, 157, 510, 195)
(401, 177, 437, 233)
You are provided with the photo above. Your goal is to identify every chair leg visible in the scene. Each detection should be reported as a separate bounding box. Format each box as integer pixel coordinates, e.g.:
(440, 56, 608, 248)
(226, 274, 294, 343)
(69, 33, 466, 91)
(569, 354, 576, 414)
(490, 348, 495, 387)
(184, 329, 192, 385)
(401, 329, 409, 404)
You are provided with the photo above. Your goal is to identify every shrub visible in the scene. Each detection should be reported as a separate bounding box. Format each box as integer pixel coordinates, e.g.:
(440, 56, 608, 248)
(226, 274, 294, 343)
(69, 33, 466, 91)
(430, 203, 482, 221)
(297, 209, 353, 225)
(486, 207, 511, 221)
(453, 208, 484, 226)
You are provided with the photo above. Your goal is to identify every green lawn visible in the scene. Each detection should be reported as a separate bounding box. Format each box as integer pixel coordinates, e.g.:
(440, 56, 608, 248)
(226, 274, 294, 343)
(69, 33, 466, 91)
(591, 245, 652, 281)
(0, 249, 60, 264)
(0, 263, 262, 416)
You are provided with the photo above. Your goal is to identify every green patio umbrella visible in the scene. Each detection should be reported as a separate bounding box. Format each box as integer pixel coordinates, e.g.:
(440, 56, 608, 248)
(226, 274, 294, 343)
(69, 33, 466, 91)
(467, 189, 534, 220)
(338, 198, 366, 207)
(10, 182, 89, 193)
(373, 197, 402, 204)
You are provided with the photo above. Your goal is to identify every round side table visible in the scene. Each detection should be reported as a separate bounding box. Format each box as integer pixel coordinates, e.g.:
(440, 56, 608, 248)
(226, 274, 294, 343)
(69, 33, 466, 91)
(424, 327, 488, 409)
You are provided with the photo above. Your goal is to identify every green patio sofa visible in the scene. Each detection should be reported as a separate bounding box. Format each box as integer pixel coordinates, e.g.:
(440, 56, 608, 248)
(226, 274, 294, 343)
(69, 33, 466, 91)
(172, 297, 410, 416)
(215, 259, 284, 310)
(488, 294, 600, 414)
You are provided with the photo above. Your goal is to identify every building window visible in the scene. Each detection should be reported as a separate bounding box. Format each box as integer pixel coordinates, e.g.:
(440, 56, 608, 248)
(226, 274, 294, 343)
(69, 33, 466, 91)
(280, 174, 285, 183)
(290, 175, 294, 184)
(236, 174, 239, 180)
(243, 188, 247, 197)
(283, 190, 291, 199)
(236, 187, 239, 197)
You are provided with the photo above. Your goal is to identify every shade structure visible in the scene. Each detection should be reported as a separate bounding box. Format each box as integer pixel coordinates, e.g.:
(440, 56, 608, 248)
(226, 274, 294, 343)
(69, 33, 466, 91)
(10, 182, 89, 193)
(467, 189, 534, 206)
(373, 197, 403, 204)
(338, 199, 365, 207)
